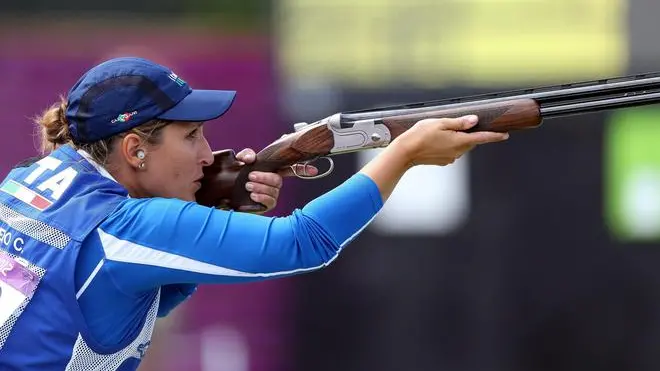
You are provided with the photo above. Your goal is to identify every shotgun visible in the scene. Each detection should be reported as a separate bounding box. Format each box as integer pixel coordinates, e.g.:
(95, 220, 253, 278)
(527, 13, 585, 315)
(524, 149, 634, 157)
(196, 71, 660, 212)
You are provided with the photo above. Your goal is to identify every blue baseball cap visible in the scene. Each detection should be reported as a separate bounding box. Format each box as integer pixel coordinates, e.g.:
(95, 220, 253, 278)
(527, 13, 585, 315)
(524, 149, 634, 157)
(65, 57, 237, 143)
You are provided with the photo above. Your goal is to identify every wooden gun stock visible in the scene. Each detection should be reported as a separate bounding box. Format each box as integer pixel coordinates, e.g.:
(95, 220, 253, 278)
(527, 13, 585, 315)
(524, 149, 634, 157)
(195, 149, 242, 211)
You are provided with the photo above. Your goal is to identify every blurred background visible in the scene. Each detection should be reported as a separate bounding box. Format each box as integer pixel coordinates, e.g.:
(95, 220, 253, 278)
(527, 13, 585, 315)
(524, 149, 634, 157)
(2, 0, 660, 370)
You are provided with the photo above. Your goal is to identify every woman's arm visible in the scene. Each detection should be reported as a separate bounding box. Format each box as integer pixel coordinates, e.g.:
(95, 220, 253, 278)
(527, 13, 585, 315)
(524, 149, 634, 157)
(98, 172, 382, 294)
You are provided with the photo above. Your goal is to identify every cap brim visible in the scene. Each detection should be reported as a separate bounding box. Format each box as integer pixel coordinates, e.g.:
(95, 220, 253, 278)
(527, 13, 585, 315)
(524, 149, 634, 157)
(157, 89, 237, 122)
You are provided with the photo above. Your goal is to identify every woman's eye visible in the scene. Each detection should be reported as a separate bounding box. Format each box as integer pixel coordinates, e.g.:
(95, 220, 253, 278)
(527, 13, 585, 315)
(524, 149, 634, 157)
(187, 129, 199, 139)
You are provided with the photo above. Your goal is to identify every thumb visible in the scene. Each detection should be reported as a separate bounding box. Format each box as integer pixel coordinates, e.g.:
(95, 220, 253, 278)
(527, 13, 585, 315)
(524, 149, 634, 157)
(235, 148, 256, 164)
(436, 115, 479, 131)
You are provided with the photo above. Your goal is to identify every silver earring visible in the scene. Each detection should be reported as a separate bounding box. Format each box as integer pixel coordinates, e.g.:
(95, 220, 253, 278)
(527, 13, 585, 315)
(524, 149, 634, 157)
(139, 162, 145, 169)
(137, 150, 145, 160)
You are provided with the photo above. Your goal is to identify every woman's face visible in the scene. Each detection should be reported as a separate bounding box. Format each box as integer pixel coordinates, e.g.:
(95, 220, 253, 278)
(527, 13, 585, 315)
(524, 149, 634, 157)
(135, 122, 214, 202)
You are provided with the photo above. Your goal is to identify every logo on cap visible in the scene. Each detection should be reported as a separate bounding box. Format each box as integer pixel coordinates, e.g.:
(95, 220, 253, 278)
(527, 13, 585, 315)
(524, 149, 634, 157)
(111, 111, 138, 124)
(168, 72, 186, 87)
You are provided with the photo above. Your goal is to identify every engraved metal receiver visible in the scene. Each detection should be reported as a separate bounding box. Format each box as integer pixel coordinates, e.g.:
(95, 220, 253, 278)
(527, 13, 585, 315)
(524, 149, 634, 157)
(288, 113, 393, 180)
(325, 113, 392, 154)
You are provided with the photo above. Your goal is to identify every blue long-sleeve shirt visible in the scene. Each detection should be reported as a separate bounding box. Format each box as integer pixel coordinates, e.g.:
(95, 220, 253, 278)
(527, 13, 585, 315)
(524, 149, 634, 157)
(74, 172, 383, 346)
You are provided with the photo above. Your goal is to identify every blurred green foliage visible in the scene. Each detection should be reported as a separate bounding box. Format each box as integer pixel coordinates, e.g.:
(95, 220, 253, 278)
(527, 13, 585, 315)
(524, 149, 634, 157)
(1, 0, 269, 31)
(182, 0, 270, 31)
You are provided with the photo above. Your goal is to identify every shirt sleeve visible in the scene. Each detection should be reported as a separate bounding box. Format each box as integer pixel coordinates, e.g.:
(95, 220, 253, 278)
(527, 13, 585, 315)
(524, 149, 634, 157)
(97, 173, 383, 294)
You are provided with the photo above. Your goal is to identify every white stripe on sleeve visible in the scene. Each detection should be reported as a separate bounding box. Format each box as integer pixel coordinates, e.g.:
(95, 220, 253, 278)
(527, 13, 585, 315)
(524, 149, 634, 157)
(97, 217, 374, 279)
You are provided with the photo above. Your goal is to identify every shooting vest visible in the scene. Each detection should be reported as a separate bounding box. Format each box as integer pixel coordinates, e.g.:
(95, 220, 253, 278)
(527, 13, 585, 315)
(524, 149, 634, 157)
(0, 144, 161, 371)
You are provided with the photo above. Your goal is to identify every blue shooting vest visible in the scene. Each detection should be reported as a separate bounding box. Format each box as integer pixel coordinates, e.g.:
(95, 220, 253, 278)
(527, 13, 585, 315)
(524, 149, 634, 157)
(0, 145, 161, 371)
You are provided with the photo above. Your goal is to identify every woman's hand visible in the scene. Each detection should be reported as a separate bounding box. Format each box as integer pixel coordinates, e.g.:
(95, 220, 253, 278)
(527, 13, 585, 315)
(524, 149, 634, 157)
(393, 115, 509, 167)
(360, 115, 509, 202)
(235, 148, 318, 214)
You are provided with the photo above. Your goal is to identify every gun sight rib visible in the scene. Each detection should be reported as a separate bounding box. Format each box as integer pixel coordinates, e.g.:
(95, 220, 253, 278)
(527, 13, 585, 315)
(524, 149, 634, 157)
(540, 89, 660, 117)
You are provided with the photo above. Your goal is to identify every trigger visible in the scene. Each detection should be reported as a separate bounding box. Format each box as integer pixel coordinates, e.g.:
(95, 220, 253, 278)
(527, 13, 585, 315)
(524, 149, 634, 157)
(291, 157, 334, 180)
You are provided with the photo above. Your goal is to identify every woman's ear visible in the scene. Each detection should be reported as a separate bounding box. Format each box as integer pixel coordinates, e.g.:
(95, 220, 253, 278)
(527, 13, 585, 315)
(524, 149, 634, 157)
(120, 134, 146, 170)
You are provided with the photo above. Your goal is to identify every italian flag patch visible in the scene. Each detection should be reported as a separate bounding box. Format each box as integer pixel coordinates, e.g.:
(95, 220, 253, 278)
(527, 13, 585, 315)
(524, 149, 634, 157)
(1, 180, 52, 210)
